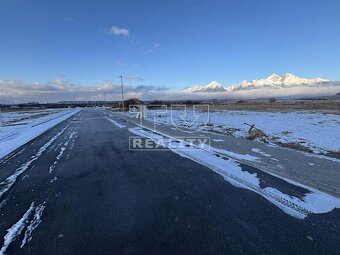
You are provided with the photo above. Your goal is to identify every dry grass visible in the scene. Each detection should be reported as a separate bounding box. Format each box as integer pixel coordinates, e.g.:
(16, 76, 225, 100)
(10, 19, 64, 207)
(6, 113, 53, 125)
(275, 142, 313, 153)
(325, 150, 340, 159)
(208, 99, 340, 114)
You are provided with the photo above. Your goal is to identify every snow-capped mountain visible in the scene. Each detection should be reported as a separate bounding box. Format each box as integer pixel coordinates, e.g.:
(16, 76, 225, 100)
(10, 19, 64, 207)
(183, 81, 227, 92)
(183, 73, 336, 93)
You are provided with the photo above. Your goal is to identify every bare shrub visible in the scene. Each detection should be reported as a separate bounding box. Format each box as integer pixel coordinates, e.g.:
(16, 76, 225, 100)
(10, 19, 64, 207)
(246, 129, 268, 142)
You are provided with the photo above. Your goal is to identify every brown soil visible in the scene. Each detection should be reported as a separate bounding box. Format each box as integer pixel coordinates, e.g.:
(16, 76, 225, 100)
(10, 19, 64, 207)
(275, 142, 313, 153)
(325, 150, 340, 159)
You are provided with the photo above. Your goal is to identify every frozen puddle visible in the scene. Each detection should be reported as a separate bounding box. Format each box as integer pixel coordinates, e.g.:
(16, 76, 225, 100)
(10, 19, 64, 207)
(106, 117, 126, 128)
(129, 127, 340, 219)
(0, 202, 45, 254)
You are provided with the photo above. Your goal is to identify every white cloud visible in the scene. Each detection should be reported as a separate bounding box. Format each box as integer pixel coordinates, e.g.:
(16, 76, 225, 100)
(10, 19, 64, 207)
(109, 26, 129, 36)
(228, 85, 340, 99)
(0, 79, 168, 103)
(179, 85, 340, 100)
(1, 78, 339, 104)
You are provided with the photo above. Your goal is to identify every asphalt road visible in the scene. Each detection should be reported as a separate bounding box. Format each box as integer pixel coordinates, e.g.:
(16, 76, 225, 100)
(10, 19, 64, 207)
(0, 108, 339, 255)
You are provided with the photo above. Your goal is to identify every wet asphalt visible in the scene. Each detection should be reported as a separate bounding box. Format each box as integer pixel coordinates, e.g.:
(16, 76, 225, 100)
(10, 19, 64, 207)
(0, 108, 339, 255)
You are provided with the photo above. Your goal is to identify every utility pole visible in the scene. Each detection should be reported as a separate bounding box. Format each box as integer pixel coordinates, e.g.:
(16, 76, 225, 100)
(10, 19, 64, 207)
(119, 75, 124, 111)
(0, 110, 3, 127)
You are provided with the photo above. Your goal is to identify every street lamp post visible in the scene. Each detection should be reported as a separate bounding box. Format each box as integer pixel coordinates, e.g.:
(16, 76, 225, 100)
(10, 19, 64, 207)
(0, 111, 3, 127)
(119, 75, 124, 111)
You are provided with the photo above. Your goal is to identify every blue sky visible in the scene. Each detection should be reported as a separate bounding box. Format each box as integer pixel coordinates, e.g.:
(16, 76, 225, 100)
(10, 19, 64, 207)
(1, 0, 340, 92)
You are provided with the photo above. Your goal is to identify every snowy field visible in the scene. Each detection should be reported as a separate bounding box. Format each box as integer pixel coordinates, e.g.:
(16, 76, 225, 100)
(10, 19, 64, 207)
(0, 108, 81, 159)
(142, 109, 340, 155)
(1, 109, 62, 125)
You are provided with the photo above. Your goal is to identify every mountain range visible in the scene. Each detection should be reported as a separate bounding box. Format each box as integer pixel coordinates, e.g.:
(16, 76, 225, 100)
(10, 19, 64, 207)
(183, 73, 338, 93)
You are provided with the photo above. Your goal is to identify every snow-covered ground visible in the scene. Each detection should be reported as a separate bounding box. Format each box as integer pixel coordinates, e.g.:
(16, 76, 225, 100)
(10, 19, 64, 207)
(142, 109, 340, 155)
(1, 109, 62, 125)
(0, 108, 81, 159)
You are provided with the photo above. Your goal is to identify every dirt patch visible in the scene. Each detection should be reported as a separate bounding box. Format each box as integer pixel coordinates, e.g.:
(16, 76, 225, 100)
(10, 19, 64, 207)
(325, 150, 340, 159)
(275, 142, 313, 153)
(271, 136, 281, 140)
(223, 127, 241, 135)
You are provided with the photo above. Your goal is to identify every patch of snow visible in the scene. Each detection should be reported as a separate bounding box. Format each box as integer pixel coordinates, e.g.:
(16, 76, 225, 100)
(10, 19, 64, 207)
(0, 203, 35, 255)
(128, 127, 163, 139)
(106, 117, 126, 128)
(1, 109, 62, 124)
(251, 148, 272, 157)
(56, 147, 66, 160)
(264, 187, 340, 215)
(0, 109, 80, 159)
(49, 129, 77, 173)
(128, 127, 340, 219)
(0, 125, 69, 199)
(210, 147, 260, 162)
(144, 109, 340, 155)
(48, 165, 56, 174)
(302, 151, 340, 164)
(20, 203, 45, 248)
(50, 177, 57, 183)
(212, 139, 224, 142)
